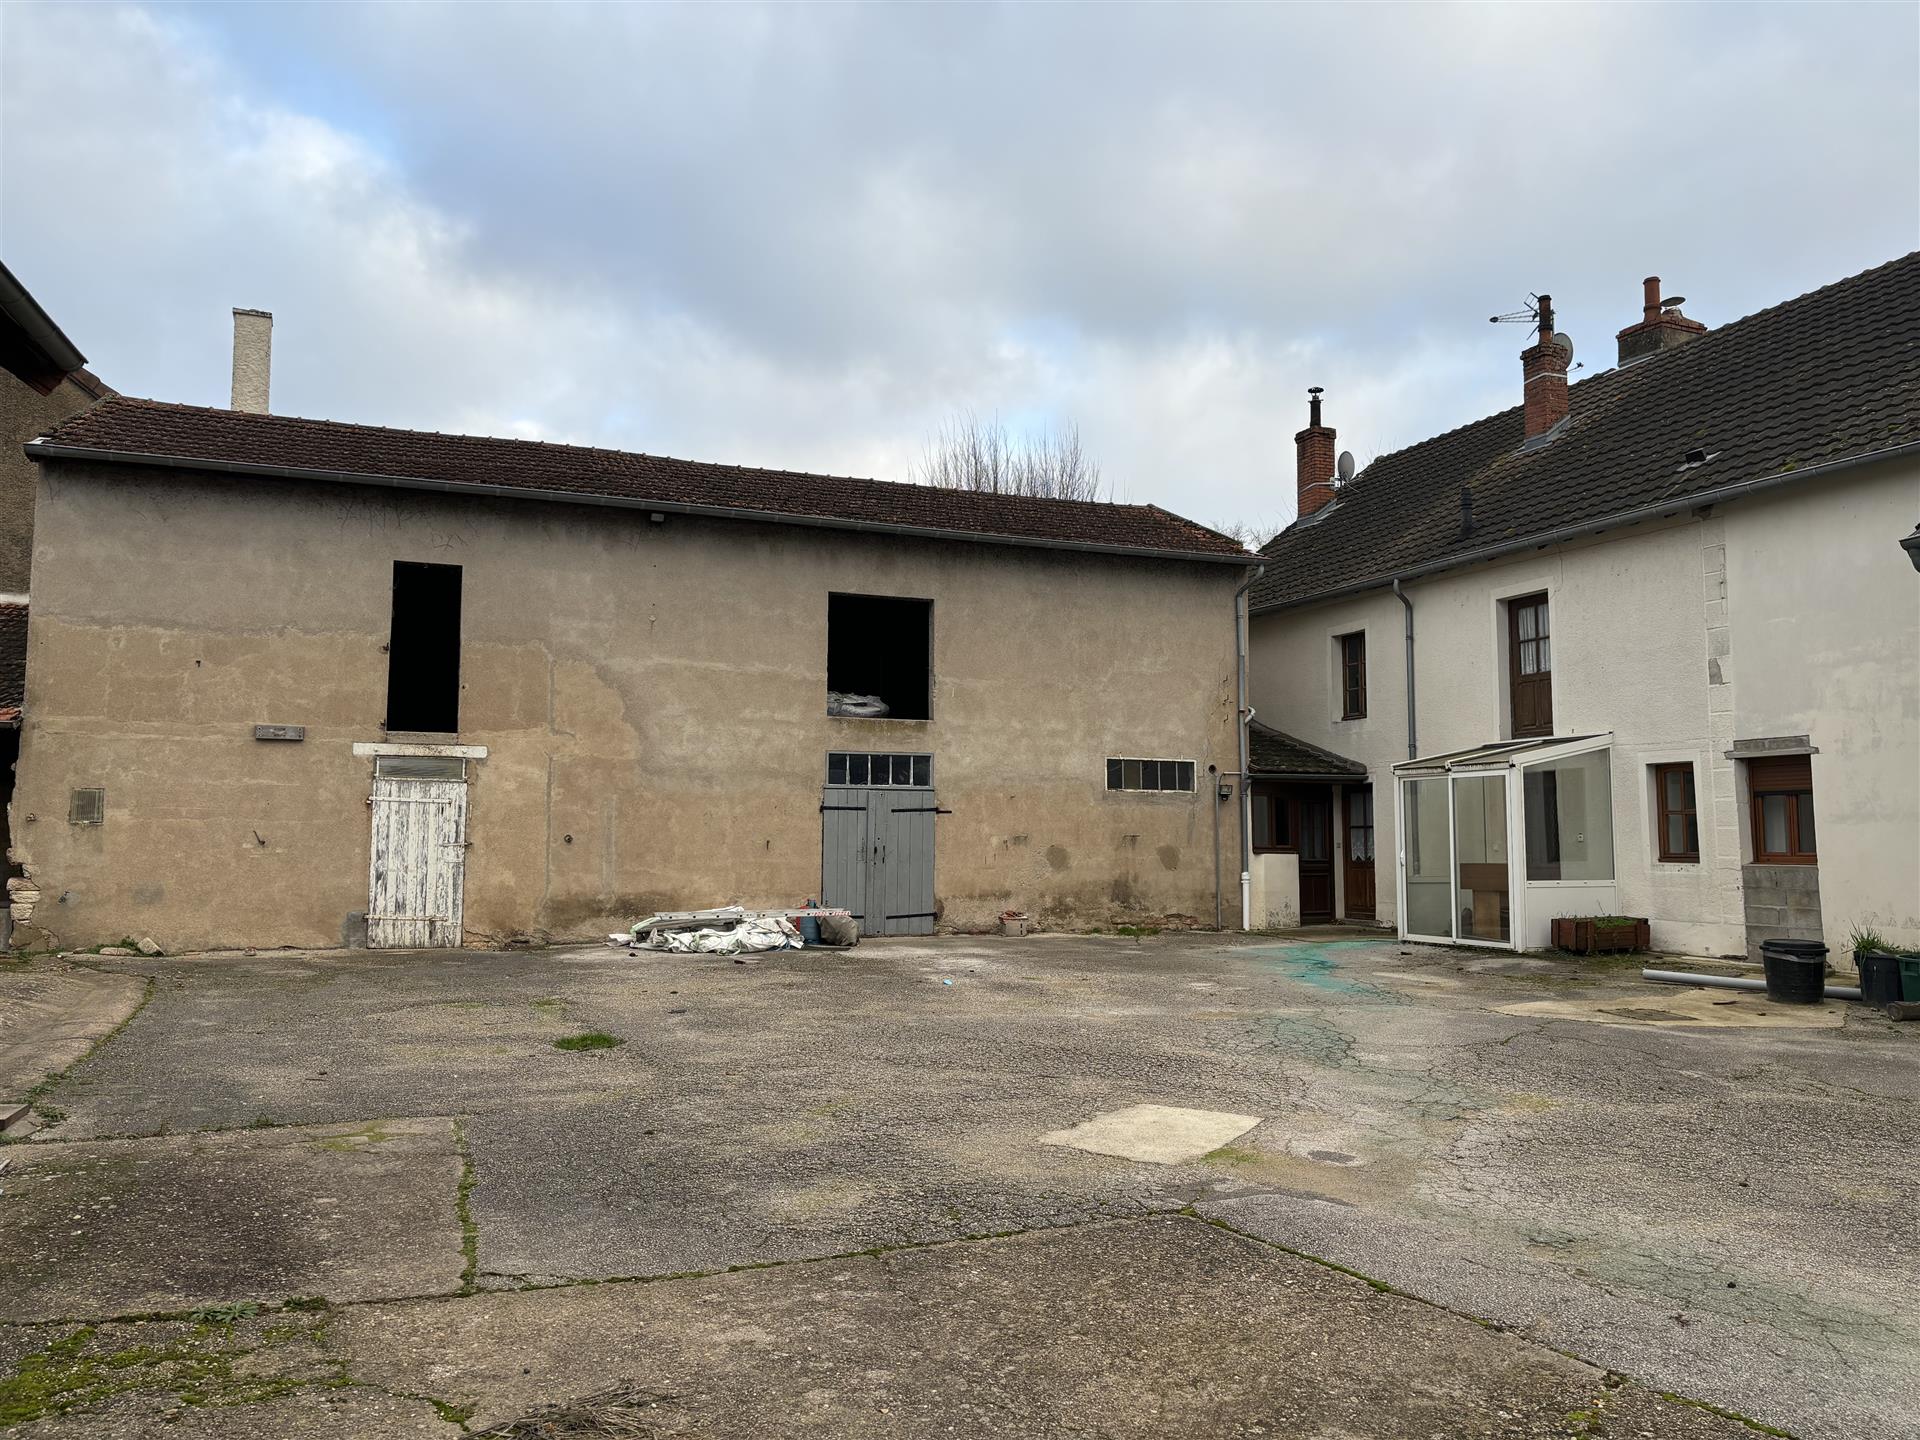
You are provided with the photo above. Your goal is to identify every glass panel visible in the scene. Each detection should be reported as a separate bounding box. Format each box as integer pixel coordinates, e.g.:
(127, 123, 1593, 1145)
(1663, 769, 1685, 810)
(1795, 793, 1815, 855)
(1536, 636, 1550, 672)
(1403, 778, 1454, 938)
(1147, 761, 1166, 791)
(1686, 816, 1699, 855)
(1177, 761, 1194, 792)
(1517, 606, 1536, 641)
(828, 753, 848, 785)
(870, 754, 891, 784)
(912, 755, 931, 787)
(1535, 603, 1550, 640)
(1519, 640, 1537, 676)
(1453, 774, 1510, 943)
(1522, 749, 1613, 881)
(848, 753, 869, 785)
(1666, 814, 1686, 856)
(892, 755, 912, 785)
(1122, 759, 1142, 790)
(1107, 758, 1122, 790)
(1761, 795, 1790, 853)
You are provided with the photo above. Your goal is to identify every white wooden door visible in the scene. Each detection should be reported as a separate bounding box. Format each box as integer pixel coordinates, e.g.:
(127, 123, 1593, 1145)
(368, 776, 468, 948)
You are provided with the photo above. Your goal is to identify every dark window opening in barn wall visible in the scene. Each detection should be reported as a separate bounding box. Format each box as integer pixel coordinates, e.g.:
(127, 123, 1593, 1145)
(827, 593, 932, 720)
(386, 561, 463, 734)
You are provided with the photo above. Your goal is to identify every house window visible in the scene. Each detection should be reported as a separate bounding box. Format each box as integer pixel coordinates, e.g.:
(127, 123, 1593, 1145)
(1507, 592, 1552, 738)
(386, 562, 463, 734)
(69, 787, 105, 824)
(827, 593, 932, 720)
(829, 752, 931, 787)
(1654, 763, 1699, 863)
(1748, 754, 1816, 864)
(1252, 784, 1295, 851)
(1105, 758, 1196, 793)
(1338, 632, 1367, 720)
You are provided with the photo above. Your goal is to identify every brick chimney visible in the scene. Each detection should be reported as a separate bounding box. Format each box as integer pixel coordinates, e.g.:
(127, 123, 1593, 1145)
(1615, 276, 1705, 366)
(230, 308, 272, 414)
(1519, 295, 1570, 444)
(1295, 386, 1337, 519)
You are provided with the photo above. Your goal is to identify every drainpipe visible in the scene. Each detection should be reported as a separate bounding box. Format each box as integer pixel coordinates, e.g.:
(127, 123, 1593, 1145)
(1392, 577, 1417, 761)
(1234, 565, 1266, 930)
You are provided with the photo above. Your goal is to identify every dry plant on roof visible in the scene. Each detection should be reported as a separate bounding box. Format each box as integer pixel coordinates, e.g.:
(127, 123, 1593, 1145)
(911, 411, 1104, 501)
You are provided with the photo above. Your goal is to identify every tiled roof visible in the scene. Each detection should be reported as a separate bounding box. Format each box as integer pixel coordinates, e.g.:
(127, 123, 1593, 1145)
(0, 602, 25, 723)
(1248, 720, 1366, 779)
(32, 398, 1250, 564)
(1254, 252, 1920, 610)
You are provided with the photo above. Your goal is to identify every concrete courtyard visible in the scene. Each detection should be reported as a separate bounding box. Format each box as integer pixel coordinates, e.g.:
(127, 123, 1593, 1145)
(0, 932, 1913, 1438)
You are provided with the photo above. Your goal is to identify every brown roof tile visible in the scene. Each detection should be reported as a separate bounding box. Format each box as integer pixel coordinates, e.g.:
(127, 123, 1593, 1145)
(1254, 252, 1920, 609)
(0, 602, 26, 720)
(32, 399, 1250, 563)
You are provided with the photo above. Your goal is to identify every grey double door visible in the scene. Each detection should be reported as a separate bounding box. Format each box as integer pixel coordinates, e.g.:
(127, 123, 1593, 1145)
(821, 786, 937, 936)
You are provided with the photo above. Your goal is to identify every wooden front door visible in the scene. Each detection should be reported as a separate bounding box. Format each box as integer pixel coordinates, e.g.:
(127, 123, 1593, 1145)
(1508, 592, 1553, 737)
(821, 785, 938, 936)
(1343, 786, 1376, 920)
(1298, 790, 1335, 923)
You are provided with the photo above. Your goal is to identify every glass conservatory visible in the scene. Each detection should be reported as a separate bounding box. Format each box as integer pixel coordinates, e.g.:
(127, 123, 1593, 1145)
(1392, 734, 1617, 950)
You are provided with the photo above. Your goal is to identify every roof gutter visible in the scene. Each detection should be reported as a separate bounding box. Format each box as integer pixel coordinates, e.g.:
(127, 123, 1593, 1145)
(22, 440, 1258, 570)
(1253, 438, 1920, 613)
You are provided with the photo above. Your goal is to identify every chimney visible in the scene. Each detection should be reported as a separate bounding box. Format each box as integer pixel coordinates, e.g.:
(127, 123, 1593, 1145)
(1519, 294, 1570, 444)
(1615, 275, 1706, 366)
(230, 308, 272, 414)
(1295, 386, 1338, 519)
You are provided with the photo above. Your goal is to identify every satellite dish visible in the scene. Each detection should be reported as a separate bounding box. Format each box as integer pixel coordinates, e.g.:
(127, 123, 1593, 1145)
(1336, 451, 1356, 482)
(1553, 331, 1575, 361)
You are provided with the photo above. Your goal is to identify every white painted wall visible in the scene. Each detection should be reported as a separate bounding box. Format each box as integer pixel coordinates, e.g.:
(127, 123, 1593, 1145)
(1249, 455, 1920, 959)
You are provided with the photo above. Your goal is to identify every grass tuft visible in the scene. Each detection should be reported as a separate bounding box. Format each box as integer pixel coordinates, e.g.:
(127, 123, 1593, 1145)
(553, 1032, 623, 1052)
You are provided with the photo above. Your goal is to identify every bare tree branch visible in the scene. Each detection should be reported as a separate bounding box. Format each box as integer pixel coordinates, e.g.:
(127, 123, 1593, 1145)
(912, 411, 1104, 501)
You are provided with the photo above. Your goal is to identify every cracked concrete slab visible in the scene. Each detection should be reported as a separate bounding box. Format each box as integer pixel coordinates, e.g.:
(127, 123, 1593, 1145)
(12, 934, 1916, 1438)
(0, 1117, 465, 1321)
(323, 1216, 1758, 1438)
(1040, 1102, 1261, 1163)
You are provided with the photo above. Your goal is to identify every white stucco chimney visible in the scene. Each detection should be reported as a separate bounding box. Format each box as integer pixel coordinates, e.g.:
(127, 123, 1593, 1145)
(230, 308, 272, 414)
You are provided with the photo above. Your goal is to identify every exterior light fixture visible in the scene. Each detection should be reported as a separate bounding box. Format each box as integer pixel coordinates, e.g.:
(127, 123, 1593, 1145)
(1903, 521, 1920, 573)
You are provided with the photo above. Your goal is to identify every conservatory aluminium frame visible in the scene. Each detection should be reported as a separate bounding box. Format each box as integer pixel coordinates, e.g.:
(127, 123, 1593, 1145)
(1391, 733, 1613, 951)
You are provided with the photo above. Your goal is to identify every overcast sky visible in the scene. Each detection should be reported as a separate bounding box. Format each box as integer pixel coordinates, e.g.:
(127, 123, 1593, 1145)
(3, 3, 1915, 531)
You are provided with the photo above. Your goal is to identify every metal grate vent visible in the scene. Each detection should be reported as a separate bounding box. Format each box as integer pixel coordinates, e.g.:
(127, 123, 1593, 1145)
(375, 755, 467, 781)
(69, 787, 105, 824)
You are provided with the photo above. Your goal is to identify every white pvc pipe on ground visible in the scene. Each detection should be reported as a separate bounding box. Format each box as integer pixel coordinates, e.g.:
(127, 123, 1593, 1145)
(1642, 968, 1863, 1001)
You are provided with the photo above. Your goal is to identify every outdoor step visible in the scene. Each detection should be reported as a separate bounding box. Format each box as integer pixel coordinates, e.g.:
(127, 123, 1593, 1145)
(0, 1102, 29, 1133)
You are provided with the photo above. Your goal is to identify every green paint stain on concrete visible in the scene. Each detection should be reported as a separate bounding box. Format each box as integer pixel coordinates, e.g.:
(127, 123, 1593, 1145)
(1248, 942, 1389, 998)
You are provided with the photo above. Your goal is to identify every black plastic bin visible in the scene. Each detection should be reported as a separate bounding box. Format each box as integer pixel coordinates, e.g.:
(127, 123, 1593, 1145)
(1857, 951, 1904, 1007)
(1761, 938, 1829, 1005)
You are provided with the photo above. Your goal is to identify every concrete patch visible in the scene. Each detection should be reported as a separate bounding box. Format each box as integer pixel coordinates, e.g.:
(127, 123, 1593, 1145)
(1040, 1103, 1260, 1164)
(1497, 986, 1844, 1029)
(0, 1117, 464, 1321)
(0, 964, 149, 1099)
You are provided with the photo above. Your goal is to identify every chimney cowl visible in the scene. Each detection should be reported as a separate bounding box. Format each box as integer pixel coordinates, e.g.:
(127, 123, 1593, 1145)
(231, 308, 273, 414)
(1616, 275, 1706, 366)
(1294, 387, 1337, 521)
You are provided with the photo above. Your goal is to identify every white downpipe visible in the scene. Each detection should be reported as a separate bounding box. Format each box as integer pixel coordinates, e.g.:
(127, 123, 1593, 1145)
(1234, 565, 1265, 931)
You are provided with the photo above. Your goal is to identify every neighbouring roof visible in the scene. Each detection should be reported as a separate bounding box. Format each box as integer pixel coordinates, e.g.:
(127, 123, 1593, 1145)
(0, 260, 89, 393)
(1248, 720, 1367, 780)
(0, 602, 25, 725)
(29, 397, 1252, 565)
(1254, 251, 1920, 610)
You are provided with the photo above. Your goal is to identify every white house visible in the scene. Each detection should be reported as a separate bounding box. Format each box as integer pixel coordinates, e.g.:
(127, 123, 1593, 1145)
(1244, 257, 1920, 969)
